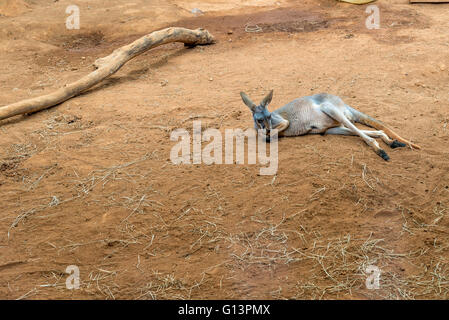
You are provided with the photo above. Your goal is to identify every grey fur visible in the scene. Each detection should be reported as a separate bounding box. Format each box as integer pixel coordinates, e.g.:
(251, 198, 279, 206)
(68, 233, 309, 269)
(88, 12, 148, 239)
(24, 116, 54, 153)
(240, 91, 396, 161)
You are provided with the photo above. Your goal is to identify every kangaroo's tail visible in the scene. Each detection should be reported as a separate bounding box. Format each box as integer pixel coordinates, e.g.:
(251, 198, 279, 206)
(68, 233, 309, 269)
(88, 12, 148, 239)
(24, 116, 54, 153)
(347, 106, 421, 149)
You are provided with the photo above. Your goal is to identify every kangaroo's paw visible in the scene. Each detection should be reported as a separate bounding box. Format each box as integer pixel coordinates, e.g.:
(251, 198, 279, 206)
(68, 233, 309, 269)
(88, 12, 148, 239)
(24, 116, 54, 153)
(376, 149, 390, 161)
(264, 130, 270, 143)
(390, 140, 406, 149)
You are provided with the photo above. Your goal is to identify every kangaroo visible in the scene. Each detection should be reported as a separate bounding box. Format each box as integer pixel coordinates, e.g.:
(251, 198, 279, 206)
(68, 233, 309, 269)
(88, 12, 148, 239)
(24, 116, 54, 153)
(240, 90, 420, 161)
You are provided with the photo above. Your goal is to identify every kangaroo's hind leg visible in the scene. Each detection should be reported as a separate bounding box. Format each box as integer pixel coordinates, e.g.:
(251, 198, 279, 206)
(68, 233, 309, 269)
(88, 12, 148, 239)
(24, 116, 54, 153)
(325, 127, 401, 148)
(320, 103, 390, 161)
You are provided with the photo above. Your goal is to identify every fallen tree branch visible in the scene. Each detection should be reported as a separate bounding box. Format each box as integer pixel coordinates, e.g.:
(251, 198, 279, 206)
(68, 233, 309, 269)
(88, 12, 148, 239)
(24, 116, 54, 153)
(0, 27, 215, 121)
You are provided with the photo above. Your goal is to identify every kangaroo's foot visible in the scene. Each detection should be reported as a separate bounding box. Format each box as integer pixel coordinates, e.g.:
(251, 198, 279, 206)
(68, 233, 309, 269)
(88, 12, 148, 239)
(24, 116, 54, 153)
(366, 132, 406, 149)
(376, 149, 390, 161)
(389, 140, 407, 149)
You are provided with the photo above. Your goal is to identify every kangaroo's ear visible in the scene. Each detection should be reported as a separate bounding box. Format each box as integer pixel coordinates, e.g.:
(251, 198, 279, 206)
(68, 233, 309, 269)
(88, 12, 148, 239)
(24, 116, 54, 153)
(240, 92, 256, 112)
(260, 90, 273, 108)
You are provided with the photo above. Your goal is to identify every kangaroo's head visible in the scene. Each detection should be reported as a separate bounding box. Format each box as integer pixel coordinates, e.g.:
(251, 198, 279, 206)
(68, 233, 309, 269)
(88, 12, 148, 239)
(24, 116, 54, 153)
(240, 90, 273, 132)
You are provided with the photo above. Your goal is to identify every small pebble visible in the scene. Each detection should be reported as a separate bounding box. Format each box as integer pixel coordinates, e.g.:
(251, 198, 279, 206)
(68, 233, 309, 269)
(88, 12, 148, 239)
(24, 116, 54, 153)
(191, 8, 203, 15)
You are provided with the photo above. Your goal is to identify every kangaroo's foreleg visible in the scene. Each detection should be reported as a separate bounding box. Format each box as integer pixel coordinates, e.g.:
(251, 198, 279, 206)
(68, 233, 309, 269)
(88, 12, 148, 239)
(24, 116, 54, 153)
(320, 104, 390, 161)
(270, 114, 289, 136)
(325, 127, 405, 149)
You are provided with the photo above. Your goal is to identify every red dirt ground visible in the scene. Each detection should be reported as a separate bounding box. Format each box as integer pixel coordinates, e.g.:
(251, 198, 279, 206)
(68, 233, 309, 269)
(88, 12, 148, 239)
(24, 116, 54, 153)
(0, 0, 448, 299)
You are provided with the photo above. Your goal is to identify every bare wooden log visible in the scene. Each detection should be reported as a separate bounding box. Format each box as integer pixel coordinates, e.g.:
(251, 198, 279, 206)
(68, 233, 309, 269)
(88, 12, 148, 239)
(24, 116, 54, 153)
(0, 27, 215, 121)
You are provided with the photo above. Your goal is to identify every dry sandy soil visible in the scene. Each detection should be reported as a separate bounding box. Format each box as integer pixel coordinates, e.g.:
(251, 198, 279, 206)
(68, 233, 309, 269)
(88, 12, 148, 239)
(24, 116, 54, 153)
(0, 0, 448, 299)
